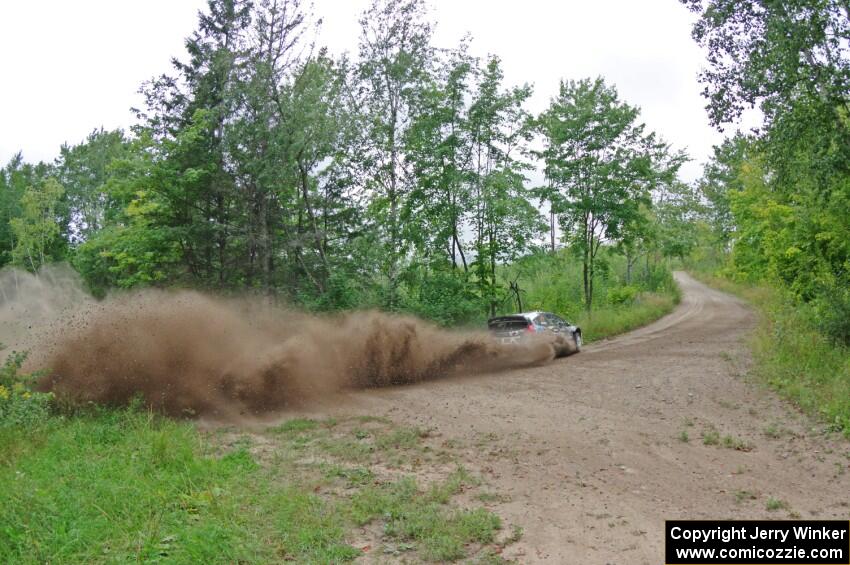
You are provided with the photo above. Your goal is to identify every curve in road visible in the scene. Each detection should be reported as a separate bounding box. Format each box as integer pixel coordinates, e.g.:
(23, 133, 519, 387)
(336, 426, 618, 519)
(317, 272, 850, 563)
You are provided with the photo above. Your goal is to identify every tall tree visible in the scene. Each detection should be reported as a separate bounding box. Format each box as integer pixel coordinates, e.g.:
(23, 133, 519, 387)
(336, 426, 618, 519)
(537, 78, 684, 310)
(681, 0, 850, 128)
(0, 155, 52, 269)
(697, 133, 752, 248)
(10, 178, 65, 273)
(225, 0, 314, 291)
(685, 0, 850, 341)
(135, 0, 252, 287)
(356, 0, 434, 308)
(404, 45, 475, 271)
(55, 128, 130, 244)
(467, 57, 542, 316)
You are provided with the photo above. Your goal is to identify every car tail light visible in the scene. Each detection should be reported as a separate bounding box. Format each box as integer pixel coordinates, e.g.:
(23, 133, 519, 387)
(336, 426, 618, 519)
(526, 324, 535, 333)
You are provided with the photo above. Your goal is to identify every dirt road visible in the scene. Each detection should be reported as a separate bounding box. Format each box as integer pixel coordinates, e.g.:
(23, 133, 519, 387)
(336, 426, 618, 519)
(316, 272, 850, 562)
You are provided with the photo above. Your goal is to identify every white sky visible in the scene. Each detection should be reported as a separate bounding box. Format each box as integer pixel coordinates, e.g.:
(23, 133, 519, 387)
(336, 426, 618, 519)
(0, 0, 745, 182)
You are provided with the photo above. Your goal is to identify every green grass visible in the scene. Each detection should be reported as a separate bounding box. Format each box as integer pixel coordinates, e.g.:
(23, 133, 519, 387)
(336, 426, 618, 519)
(721, 434, 754, 451)
(702, 427, 720, 446)
(0, 410, 358, 564)
(765, 497, 789, 512)
(698, 424, 752, 451)
(0, 411, 506, 563)
(691, 271, 850, 436)
(734, 490, 757, 504)
(269, 417, 320, 434)
(350, 472, 499, 561)
(575, 291, 679, 343)
(497, 248, 681, 343)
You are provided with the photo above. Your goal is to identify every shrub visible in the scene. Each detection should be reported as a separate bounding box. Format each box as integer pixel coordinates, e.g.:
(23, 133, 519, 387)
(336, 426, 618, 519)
(607, 285, 638, 305)
(0, 351, 54, 428)
(813, 282, 850, 347)
(401, 268, 484, 326)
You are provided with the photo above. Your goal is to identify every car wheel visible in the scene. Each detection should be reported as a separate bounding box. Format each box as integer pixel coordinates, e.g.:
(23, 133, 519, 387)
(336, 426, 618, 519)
(573, 331, 582, 352)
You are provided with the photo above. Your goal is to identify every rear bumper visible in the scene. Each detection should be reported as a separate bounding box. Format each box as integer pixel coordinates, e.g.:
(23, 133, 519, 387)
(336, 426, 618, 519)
(496, 335, 523, 345)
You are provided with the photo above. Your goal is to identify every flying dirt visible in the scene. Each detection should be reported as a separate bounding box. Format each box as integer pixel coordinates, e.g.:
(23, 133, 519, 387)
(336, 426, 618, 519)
(0, 266, 556, 419)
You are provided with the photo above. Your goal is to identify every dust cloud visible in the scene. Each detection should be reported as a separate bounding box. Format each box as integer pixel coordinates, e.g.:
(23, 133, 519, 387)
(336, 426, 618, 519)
(0, 264, 93, 352)
(1, 266, 555, 419)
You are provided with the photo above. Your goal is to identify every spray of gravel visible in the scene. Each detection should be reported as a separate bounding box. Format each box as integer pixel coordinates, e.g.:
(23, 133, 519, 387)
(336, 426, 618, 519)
(2, 266, 555, 420)
(0, 264, 93, 352)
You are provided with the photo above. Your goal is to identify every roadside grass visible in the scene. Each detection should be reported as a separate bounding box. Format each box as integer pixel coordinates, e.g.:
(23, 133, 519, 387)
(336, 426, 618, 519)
(574, 291, 680, 344)
(0, 409, 342, 564)
(497, 248, 681, 344)
(690, 271, 850, 437)
(0, 409, 509, 563)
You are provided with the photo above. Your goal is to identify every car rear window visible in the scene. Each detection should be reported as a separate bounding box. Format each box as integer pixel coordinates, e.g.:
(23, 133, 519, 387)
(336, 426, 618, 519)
(487, 317, 528, 331)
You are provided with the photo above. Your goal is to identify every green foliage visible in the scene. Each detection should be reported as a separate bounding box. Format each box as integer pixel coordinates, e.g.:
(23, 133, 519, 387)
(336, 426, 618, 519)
(350, 475, 500, 561)
(73, 224, 182, 295)
(400, 264, 484, 326)
(9, 177, 66, 273)
(4, 0, 696, 331)
(0, 409, 358, 564)
(697, 135, 749, 245)
(574, 294, 678, 343)
(682, 0, 850, 128)
(56, 128, 130, 242)
(696, 134, 850, 345)
(0, 351, 53, 428)
(502, 249, 675, 312)
(607, 285, 638, 305)
(812, 283, 850, 347)
(535, 77, 686, 310)
(499, 248, 679, 342)
(756, 293, 850, 435)
(688, 0, 850, 346)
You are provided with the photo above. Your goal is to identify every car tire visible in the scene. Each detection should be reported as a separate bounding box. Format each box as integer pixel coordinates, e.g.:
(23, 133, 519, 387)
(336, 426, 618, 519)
(573, 331, 582, 352)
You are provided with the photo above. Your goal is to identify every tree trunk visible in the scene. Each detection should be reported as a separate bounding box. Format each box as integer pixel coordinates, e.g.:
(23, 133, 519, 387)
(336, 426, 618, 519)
(550, 202, 556, 253)
(298, 160, 330, 285)
(453, 233, 468, 272)
(583, 255, 590, 312)
(258, 193, 271, 293)
(387, 98, 399, 309)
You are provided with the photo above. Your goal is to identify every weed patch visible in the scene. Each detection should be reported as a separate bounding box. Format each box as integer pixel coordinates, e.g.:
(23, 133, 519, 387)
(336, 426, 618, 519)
(1, 410, 510, 563)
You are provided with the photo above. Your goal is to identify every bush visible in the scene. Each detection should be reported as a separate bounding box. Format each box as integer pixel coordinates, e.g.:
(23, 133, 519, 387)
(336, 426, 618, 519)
(607, 285, 638, 305)
(400, 268, 484, 326)
(813, 282, 850, 347)
(0, 351, 54, 428)
(642, 263, 677, 293)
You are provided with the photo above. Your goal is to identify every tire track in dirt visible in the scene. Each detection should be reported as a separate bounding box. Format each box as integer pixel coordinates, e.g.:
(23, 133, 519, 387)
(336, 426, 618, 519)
(296, 272, 850, 563)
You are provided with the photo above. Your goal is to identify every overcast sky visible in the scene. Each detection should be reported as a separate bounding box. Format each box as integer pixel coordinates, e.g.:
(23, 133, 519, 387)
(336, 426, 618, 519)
(0, 0, 743, 182)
